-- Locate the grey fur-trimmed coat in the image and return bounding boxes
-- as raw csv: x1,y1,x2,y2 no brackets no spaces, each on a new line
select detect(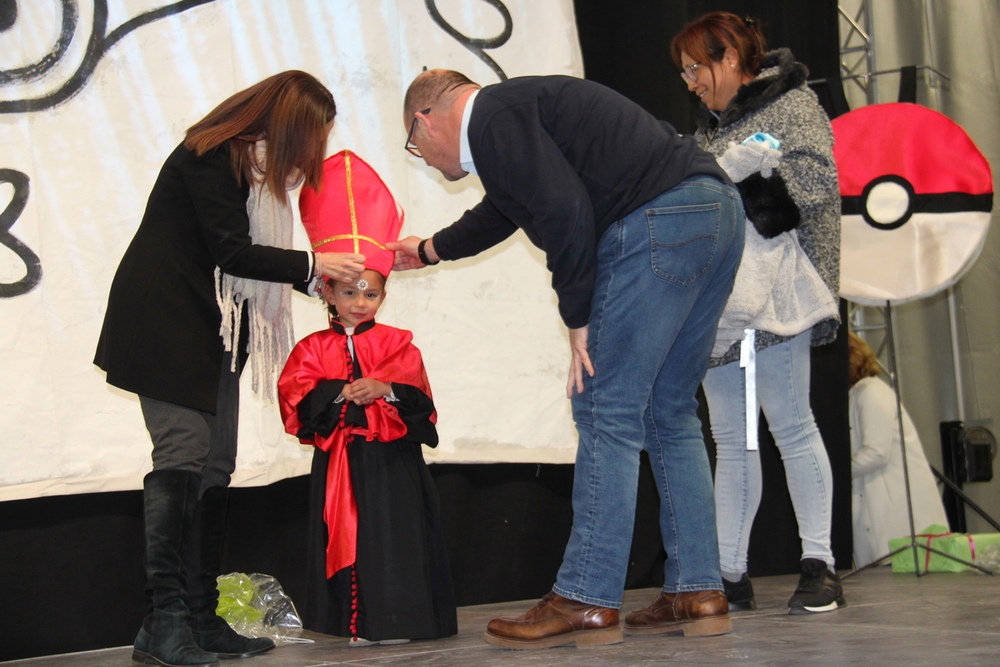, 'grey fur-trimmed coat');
697,48,841,367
